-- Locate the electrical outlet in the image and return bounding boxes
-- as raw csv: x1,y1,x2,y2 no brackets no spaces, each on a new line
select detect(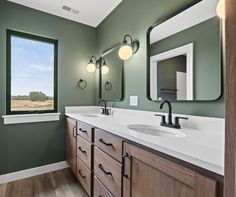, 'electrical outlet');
130,96,138,106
